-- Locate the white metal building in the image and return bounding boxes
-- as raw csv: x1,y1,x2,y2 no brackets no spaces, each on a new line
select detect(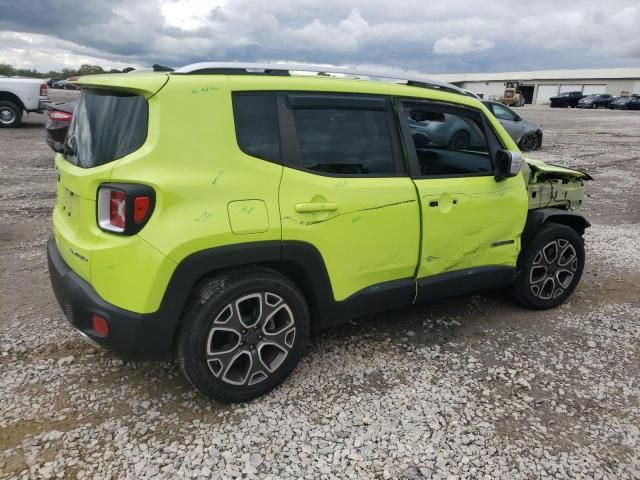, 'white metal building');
429,68,640,105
